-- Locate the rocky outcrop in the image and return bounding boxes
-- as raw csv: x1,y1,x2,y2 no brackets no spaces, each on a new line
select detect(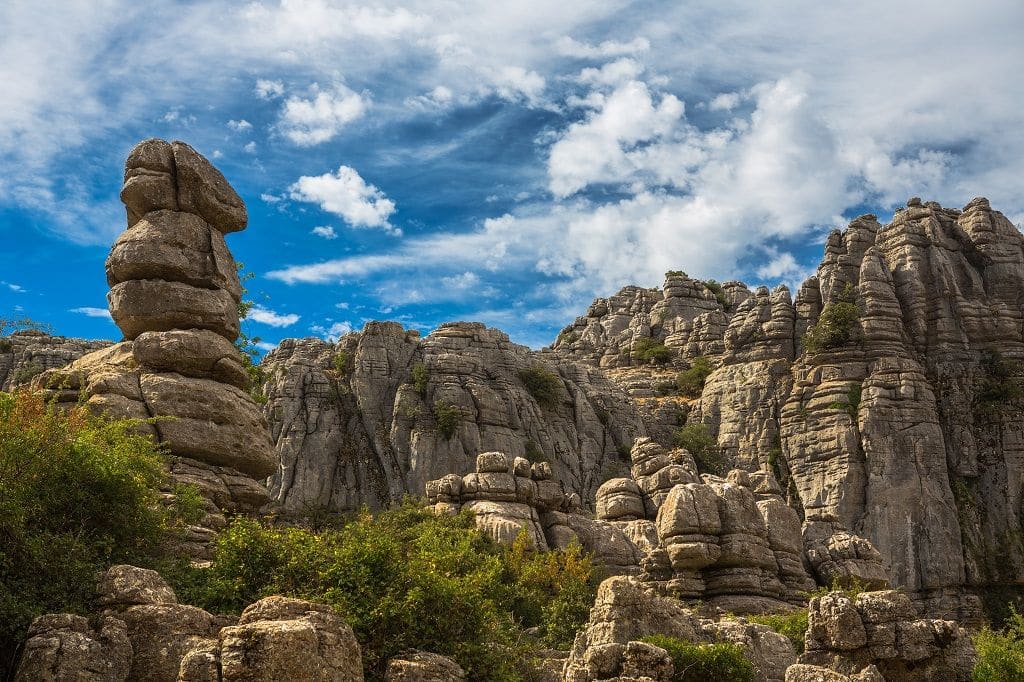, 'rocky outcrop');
16,566,363,682
799,589,975,681
384,651,466,681
36,139,276,556
262,323,645,514
562,576,797,682
0,330,110,391
551,198,1024,621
